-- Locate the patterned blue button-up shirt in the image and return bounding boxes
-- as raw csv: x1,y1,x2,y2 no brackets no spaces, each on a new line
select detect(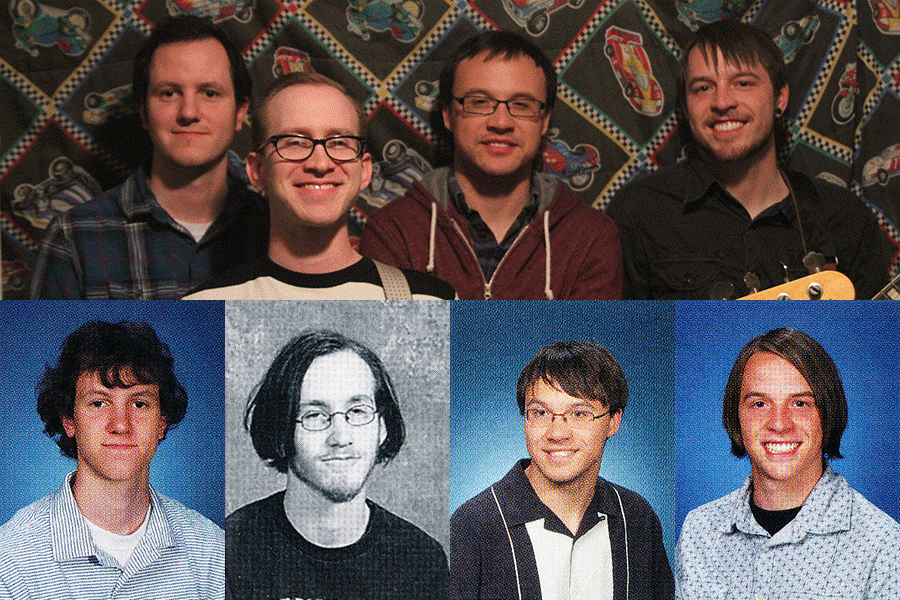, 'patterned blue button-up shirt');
675,465,900,600
0,474,224,599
